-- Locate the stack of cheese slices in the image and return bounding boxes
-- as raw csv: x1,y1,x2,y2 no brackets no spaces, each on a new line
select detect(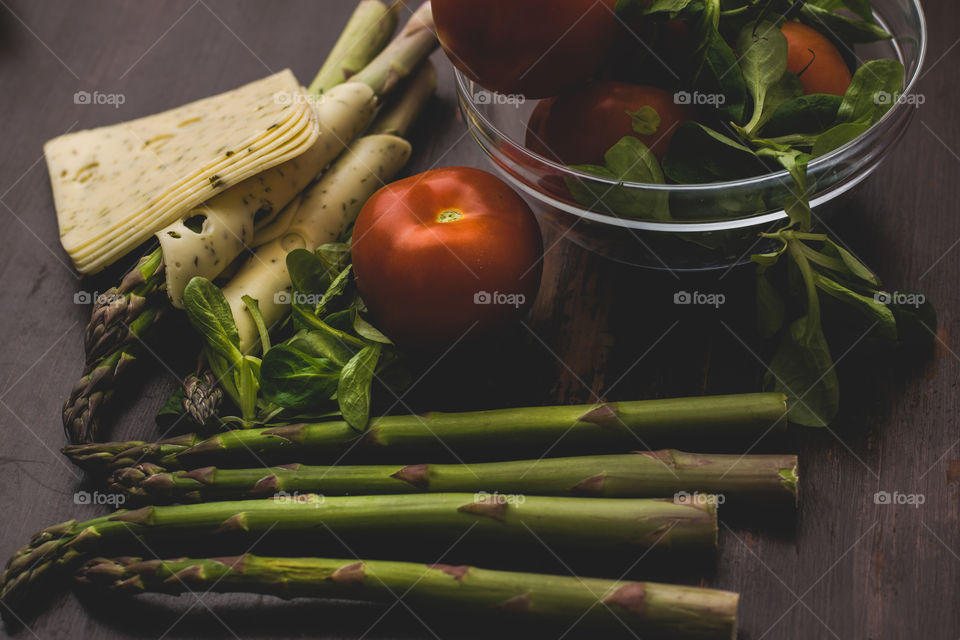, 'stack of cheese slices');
45,69,320,274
